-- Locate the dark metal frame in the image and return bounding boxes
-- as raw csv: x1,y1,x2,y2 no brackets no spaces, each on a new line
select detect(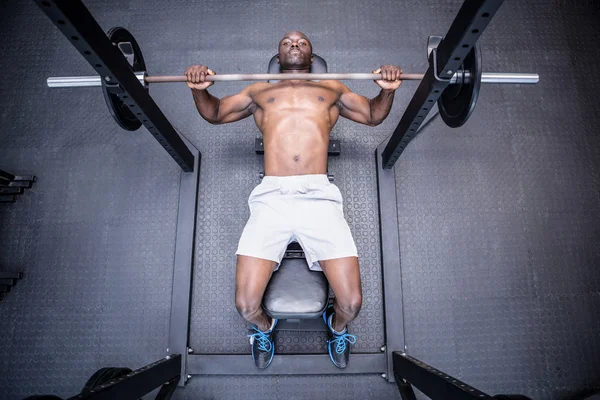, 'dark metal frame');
34,0,194,172
375,0,508,385
34,0,201,382
32,0,516,390
376,111,447,382
64,354,181,400
178,137,386,378
0,169,36,184
374,2,506,379
187,353,385,375
375,139,406,383
381,0,504,169
0,271,23,302
0,169,36,203
166,136,200,386
392,352,533,400
393,352,493,399
0,271,24,280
